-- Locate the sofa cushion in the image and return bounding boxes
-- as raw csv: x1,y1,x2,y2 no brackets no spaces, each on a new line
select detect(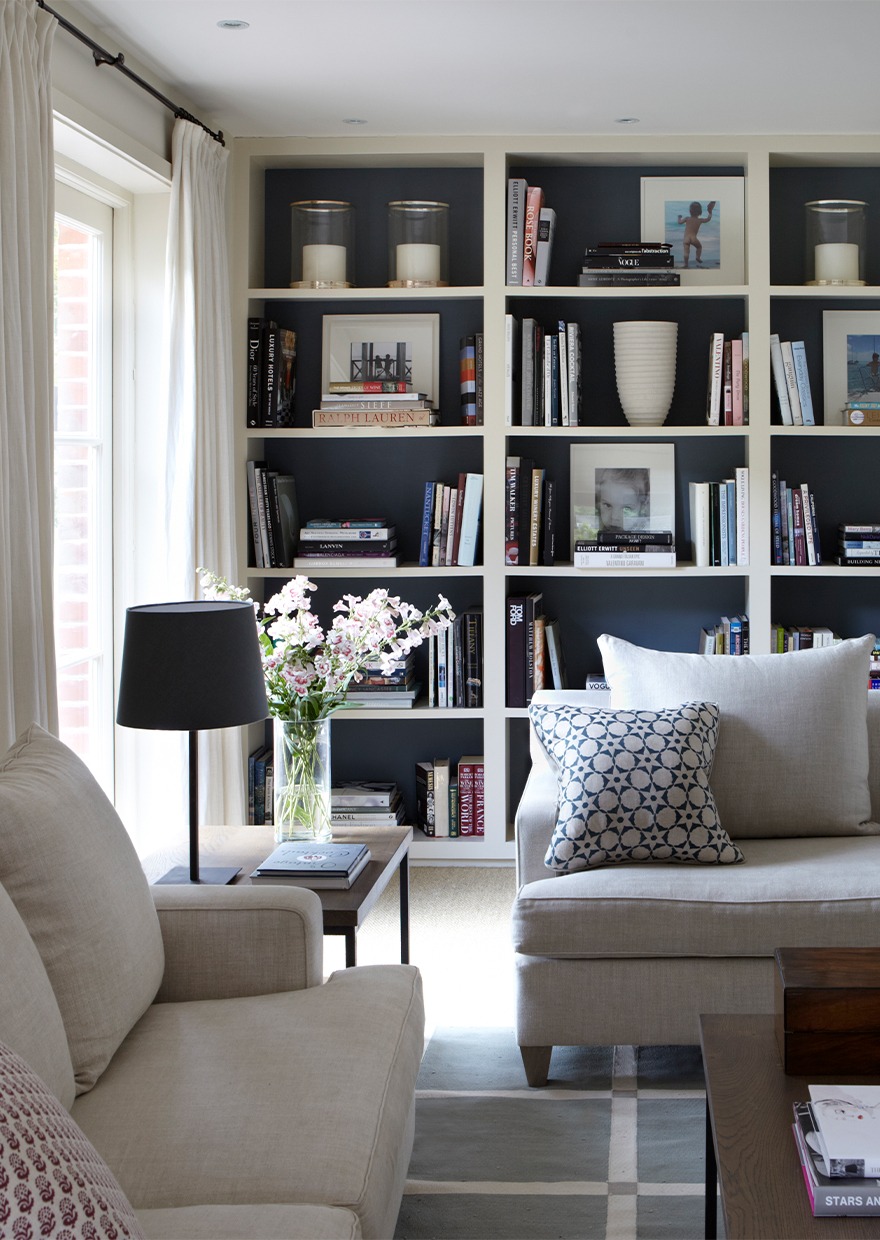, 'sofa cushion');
0,726,165,1094
598,633,878,839
72,964,423,1240
0,1040,146,1240
513,835,880,959
530,701,742,870
0,882,75,1108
